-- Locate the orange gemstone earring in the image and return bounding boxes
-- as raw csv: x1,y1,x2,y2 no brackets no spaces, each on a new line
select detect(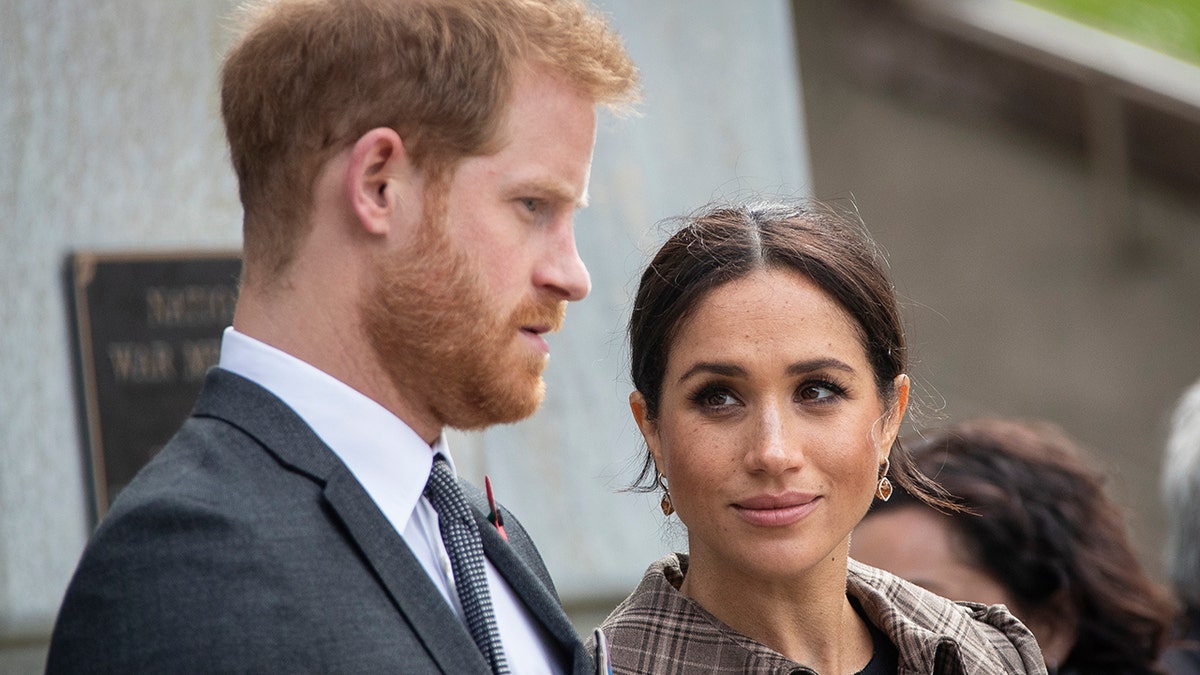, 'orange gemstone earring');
876,458,893,501
656,474,674,516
